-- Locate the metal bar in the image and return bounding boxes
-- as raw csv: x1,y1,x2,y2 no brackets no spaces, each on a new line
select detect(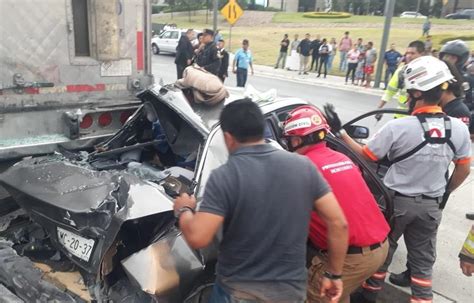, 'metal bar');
374,0,396,89
145,0,153,77
229,25,232,52
213,0,218,32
